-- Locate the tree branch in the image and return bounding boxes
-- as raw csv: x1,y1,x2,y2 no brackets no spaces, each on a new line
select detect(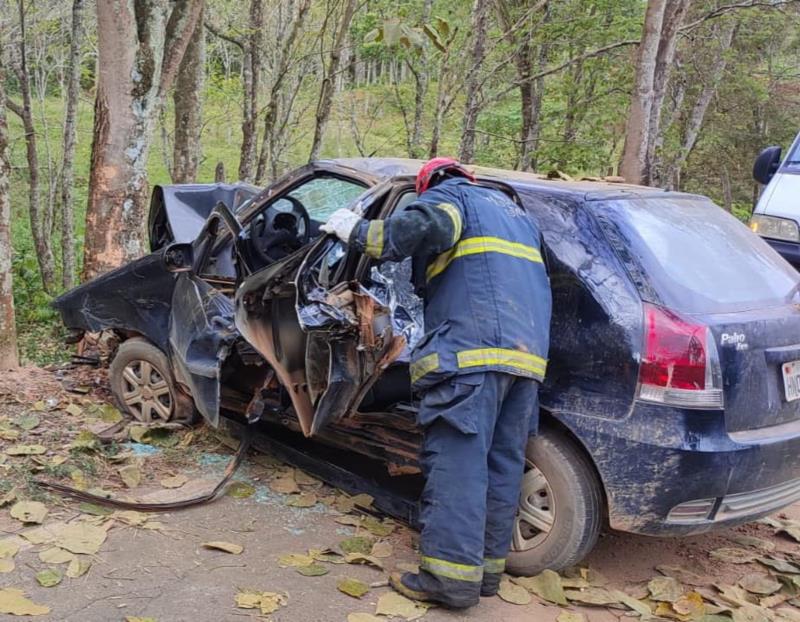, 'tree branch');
680,0,800,32
5,98,24,119
159,0,204,97
203,19,244,50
